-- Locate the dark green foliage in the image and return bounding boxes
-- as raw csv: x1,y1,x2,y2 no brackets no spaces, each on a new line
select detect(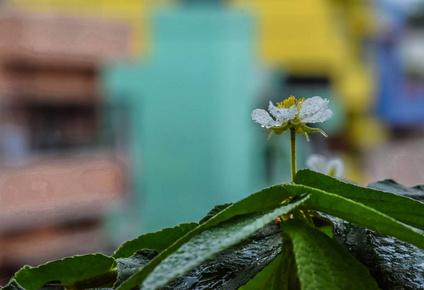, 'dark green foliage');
281,220,377,290
295,169,424,231
113,223,197,259
6,254,116,290
5,170,424,289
